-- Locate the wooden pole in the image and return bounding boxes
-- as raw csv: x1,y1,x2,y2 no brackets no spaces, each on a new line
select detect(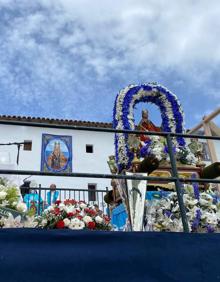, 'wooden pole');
188,107,220,134
203,121,218,163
